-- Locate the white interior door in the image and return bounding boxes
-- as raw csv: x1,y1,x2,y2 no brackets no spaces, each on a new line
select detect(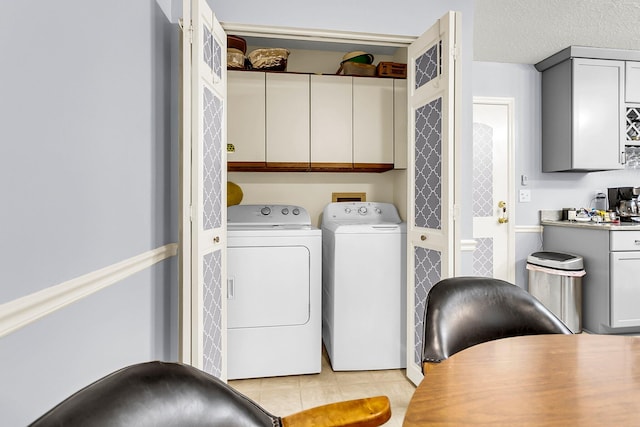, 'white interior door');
406,11,461,385
180,0,227,379
472,98,515,282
